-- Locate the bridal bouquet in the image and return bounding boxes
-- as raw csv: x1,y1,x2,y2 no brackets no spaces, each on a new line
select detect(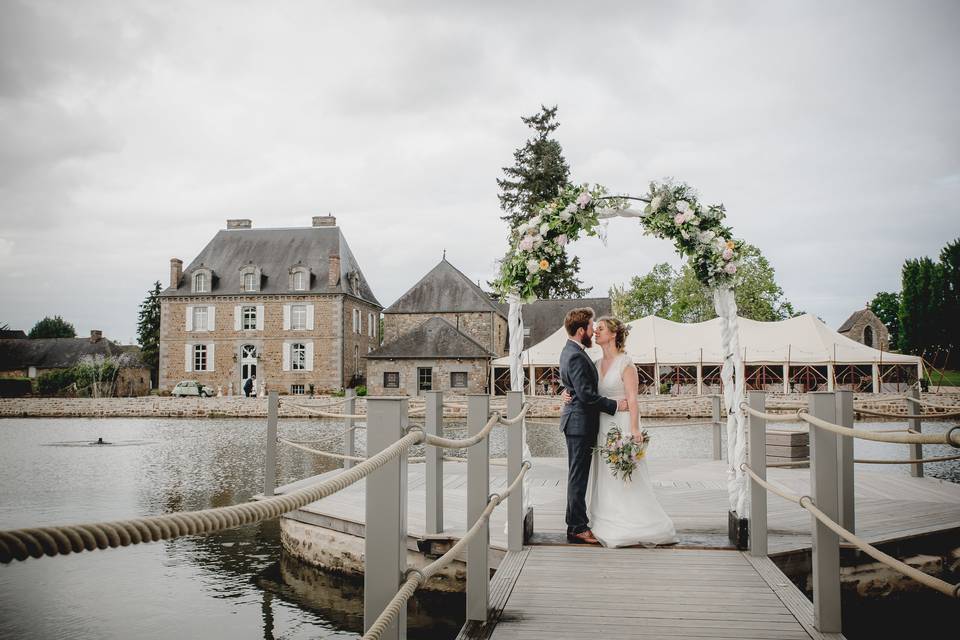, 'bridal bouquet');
596,425,649,482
